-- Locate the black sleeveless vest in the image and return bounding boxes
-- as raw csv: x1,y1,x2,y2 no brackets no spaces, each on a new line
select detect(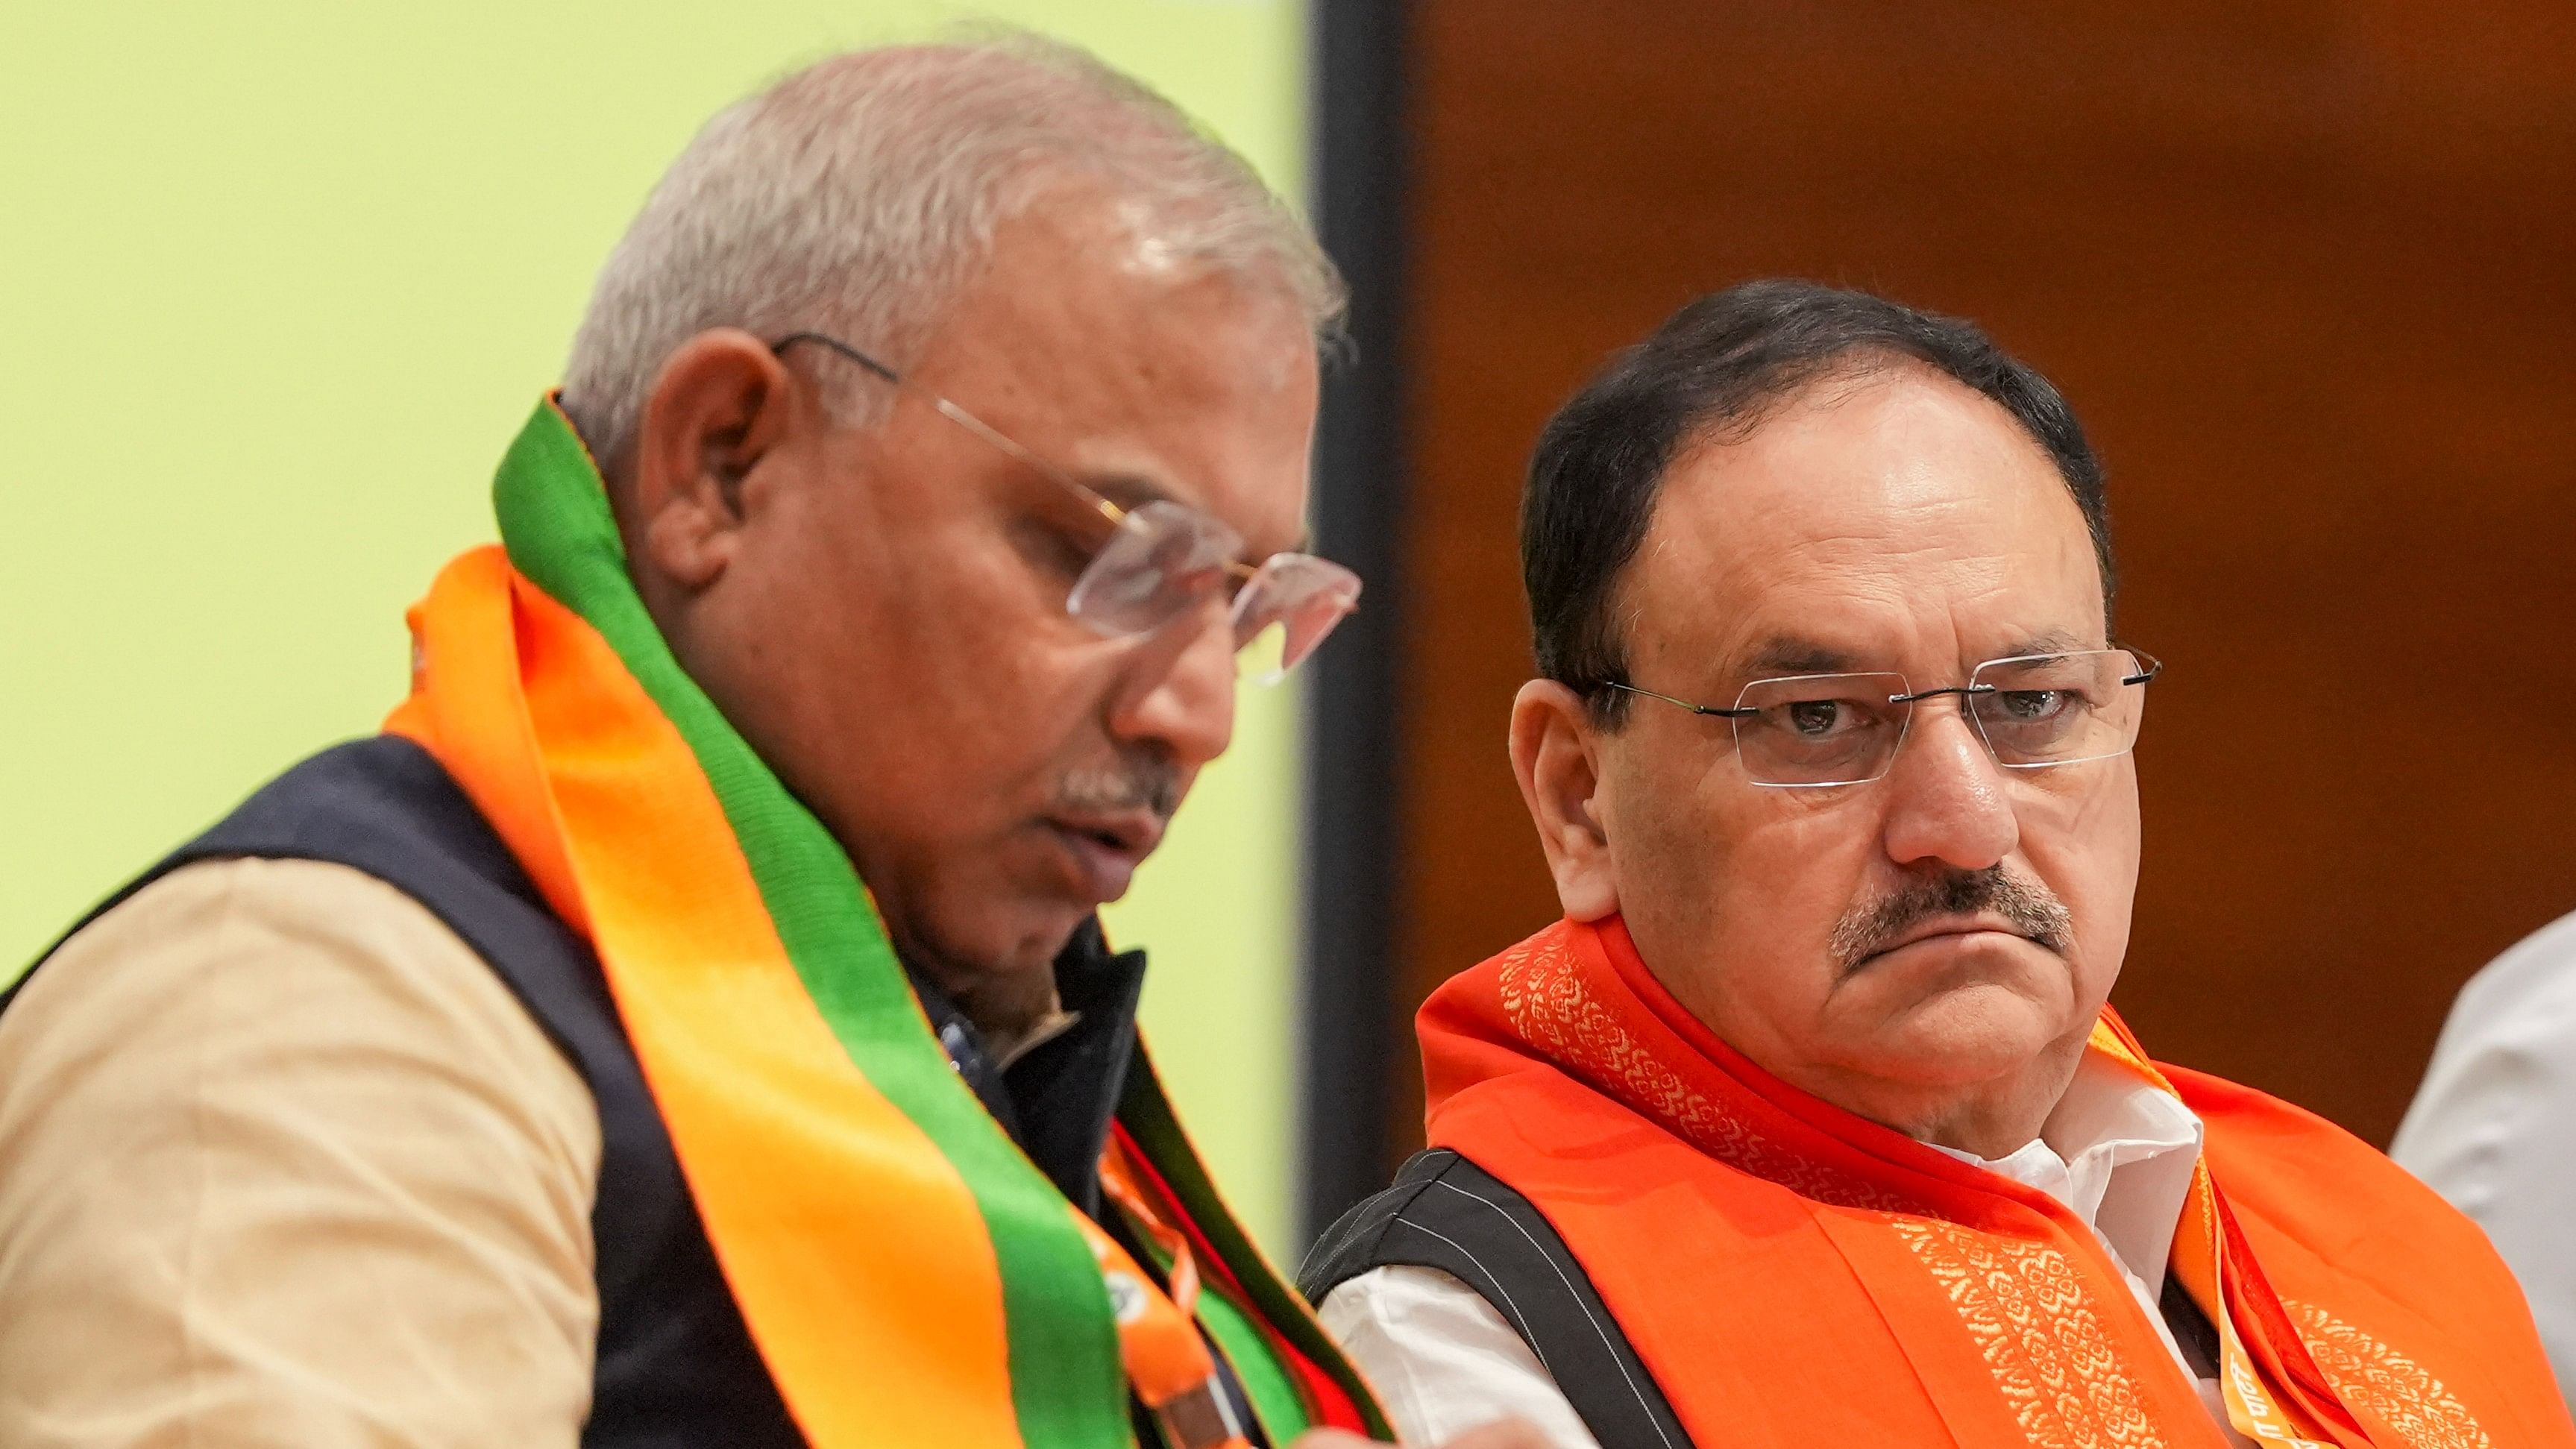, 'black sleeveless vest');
1300,1148,1691,1449
12,737,802,1448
